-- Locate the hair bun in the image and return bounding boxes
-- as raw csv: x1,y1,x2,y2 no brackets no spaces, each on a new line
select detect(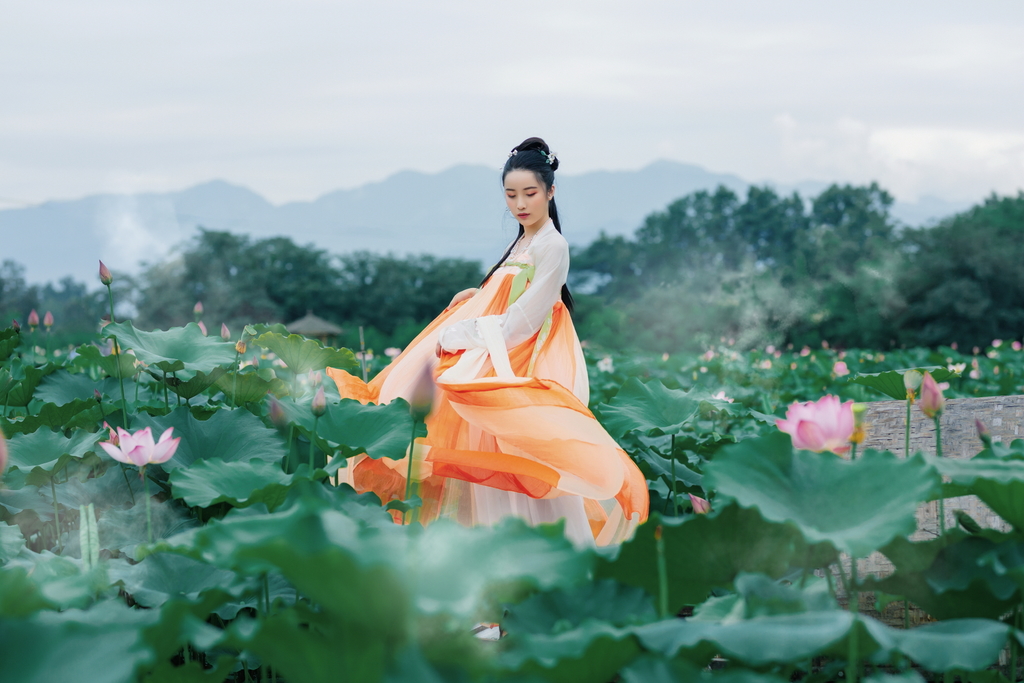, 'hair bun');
509,137,558,171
